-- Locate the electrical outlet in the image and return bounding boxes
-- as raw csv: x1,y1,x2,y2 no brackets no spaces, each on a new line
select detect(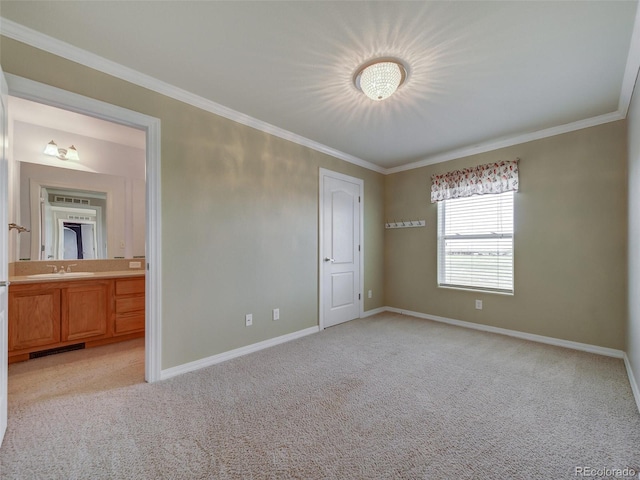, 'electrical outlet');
368,290,372,299
475,299,483,310
272,308,280,321
129,261,141,269
245,314,253,327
